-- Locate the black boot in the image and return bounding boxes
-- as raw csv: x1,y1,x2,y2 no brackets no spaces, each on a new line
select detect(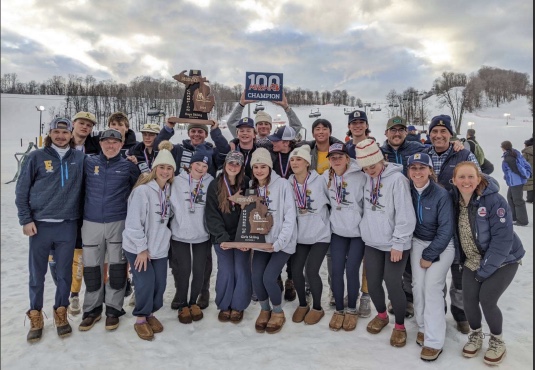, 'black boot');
197,290,210,309
284,279,296,302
